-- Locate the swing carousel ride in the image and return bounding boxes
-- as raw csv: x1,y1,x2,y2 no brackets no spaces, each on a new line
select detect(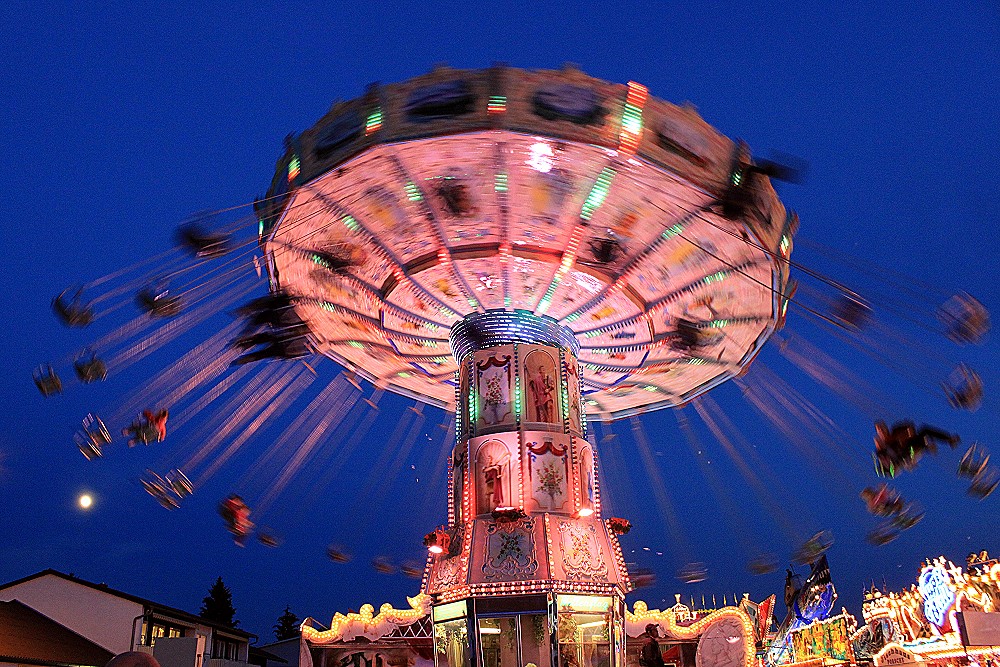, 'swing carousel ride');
36,66,994,615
